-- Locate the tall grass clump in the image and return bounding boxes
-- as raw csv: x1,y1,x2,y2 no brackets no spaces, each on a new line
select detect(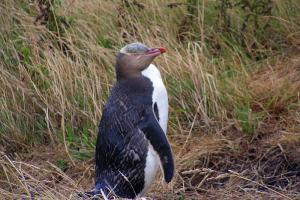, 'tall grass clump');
0,0,115,158
0,0,299,158
0,0,299,157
